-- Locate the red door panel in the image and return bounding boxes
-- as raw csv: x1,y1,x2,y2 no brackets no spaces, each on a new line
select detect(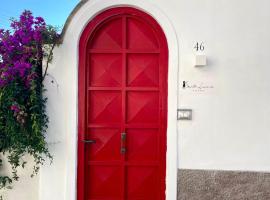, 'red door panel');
86,165,123,199
89,54,122,87
90,17,123,49
85,128,121,161
78,7,168,200
127,54,159,87
126,129,159,161
127,92,159,124
127,18,159,50
88,91,122,124
127,166,159,200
